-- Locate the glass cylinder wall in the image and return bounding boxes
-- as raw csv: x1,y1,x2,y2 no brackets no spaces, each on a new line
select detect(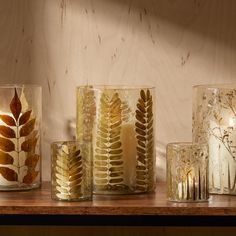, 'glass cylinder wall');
77,86,156,194
0,85,42,190
193,84,236,195
51,141,92,201
167,142,209,202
